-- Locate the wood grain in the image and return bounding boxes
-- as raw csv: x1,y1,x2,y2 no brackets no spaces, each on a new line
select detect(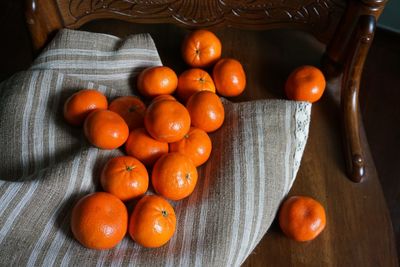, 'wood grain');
27,0,347,50
341,15,376,182
25,0,63,50
323,0,386,72
64,0,345,34
360,29,400,262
